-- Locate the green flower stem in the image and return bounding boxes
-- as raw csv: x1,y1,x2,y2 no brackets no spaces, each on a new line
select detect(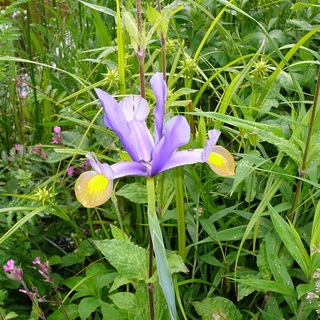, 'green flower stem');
136,0,146,98
174,167,186,260
288,67,320,224
116,0,126,95
147,177,177,320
